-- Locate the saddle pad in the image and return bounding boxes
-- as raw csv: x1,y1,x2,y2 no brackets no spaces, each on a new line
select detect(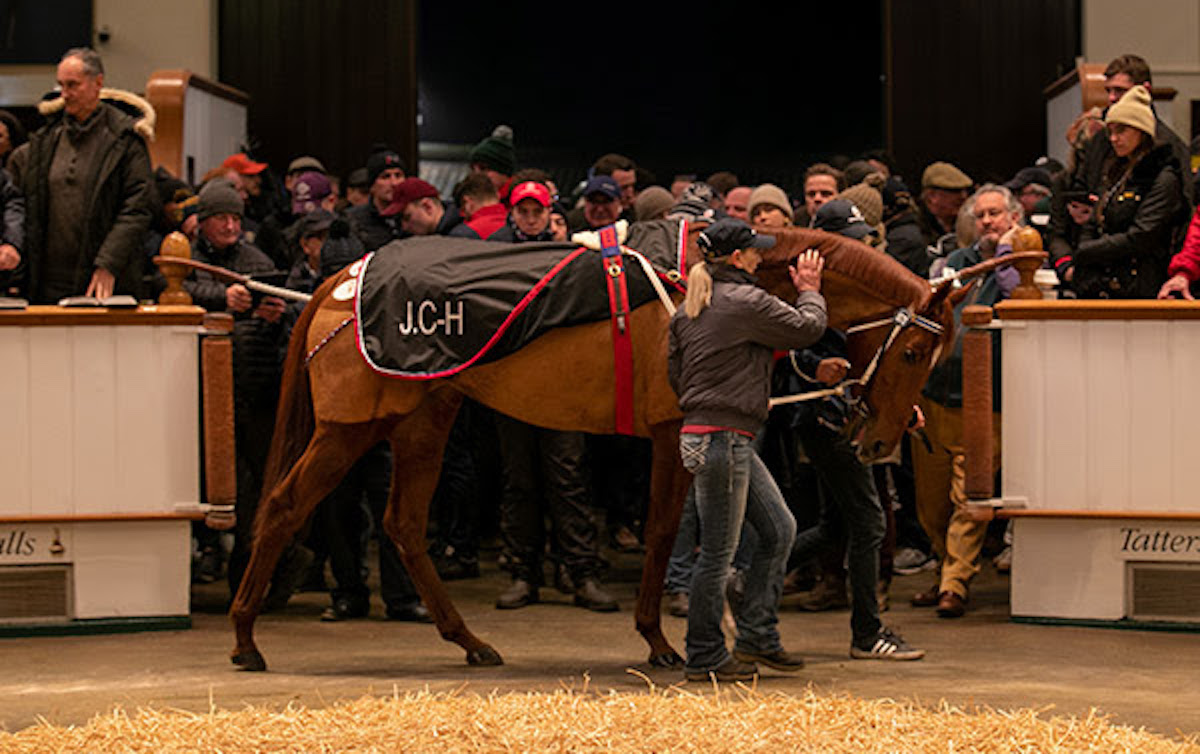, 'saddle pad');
354,228,682,379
